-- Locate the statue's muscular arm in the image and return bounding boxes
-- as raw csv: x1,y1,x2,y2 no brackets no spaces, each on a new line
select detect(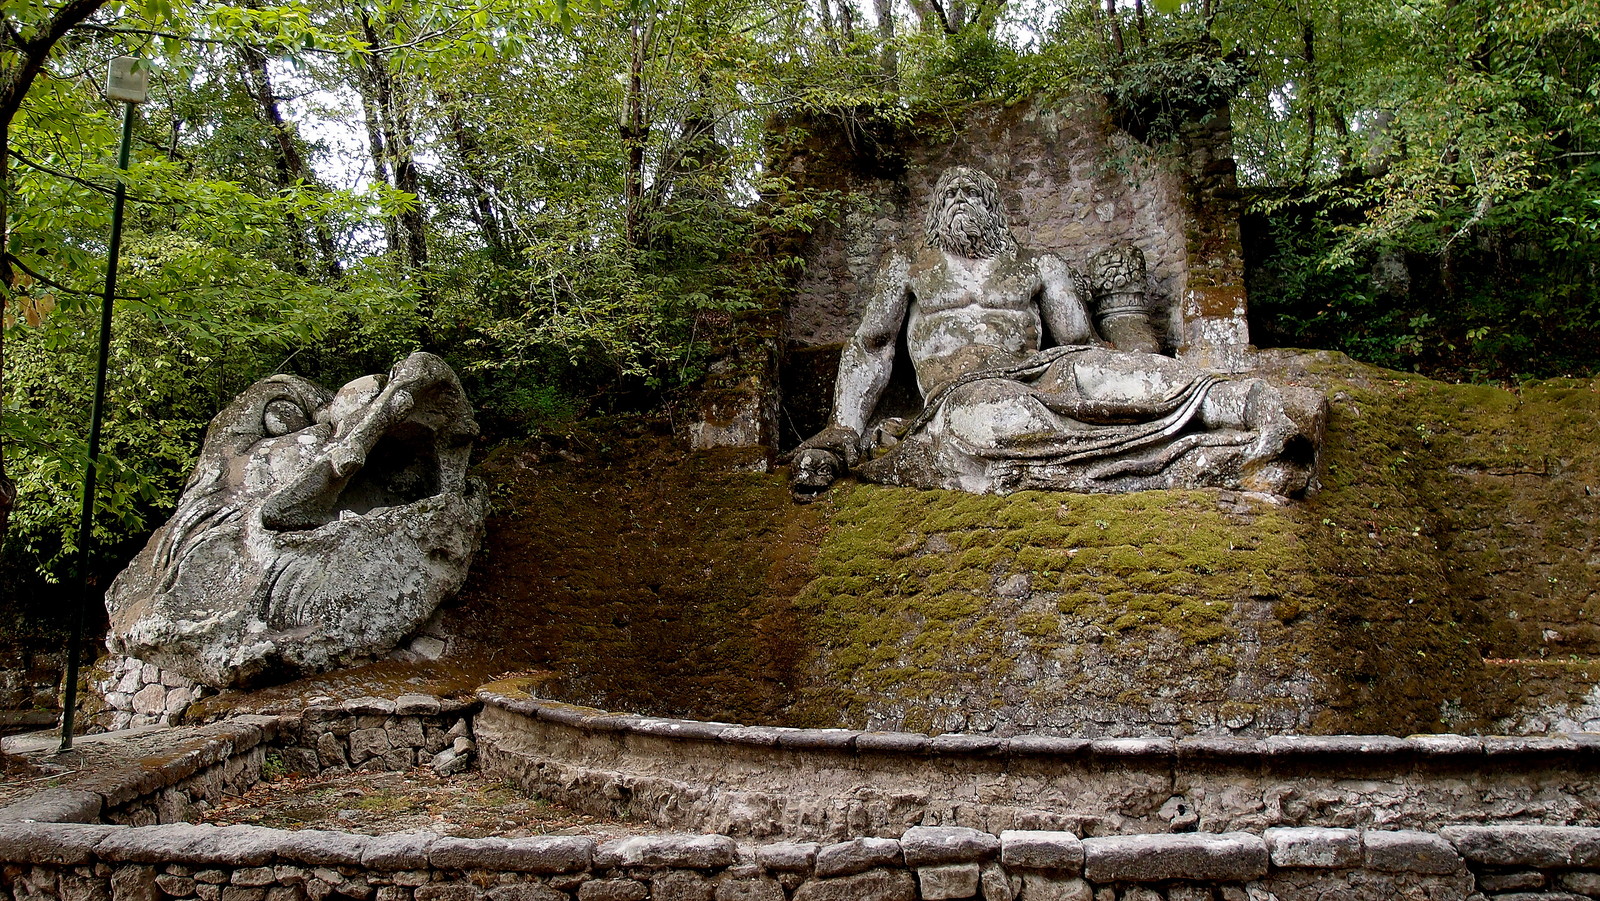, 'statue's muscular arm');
1036,252,1098,347
835,250,913,438
794,250,912,465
